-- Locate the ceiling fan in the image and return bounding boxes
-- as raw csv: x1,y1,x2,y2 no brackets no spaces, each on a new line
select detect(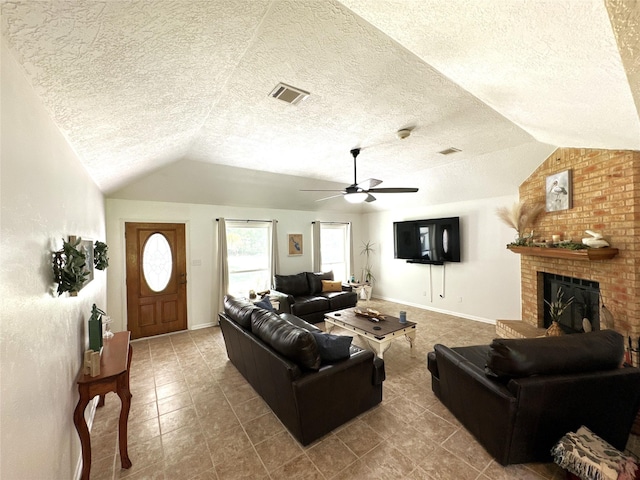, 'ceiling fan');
301,148,419,203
